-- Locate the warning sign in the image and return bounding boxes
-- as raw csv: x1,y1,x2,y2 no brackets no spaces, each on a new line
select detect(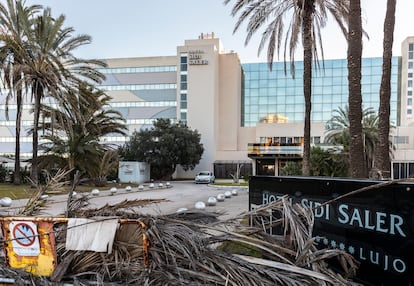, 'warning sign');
9,221,40,256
